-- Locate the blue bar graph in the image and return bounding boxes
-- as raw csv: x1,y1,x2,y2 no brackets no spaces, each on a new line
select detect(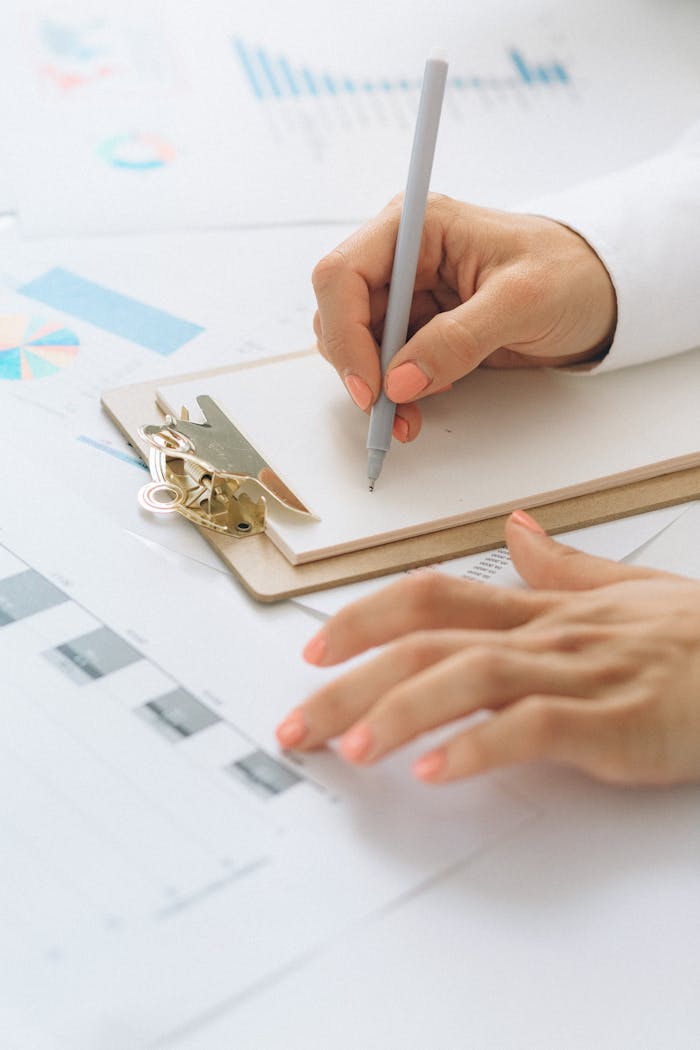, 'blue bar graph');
233,37,263,99
510,49,533,84
257,47,281,97
302,68,318,96
20,268,204,355
279,57,300,96
232,37,572,103
510,49,570,86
